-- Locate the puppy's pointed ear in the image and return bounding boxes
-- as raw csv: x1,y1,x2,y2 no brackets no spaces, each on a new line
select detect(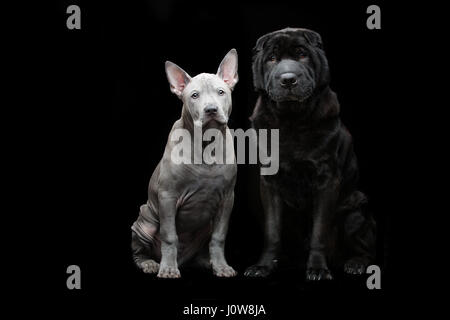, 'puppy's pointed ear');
217,49,238,90
165,61,192,98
